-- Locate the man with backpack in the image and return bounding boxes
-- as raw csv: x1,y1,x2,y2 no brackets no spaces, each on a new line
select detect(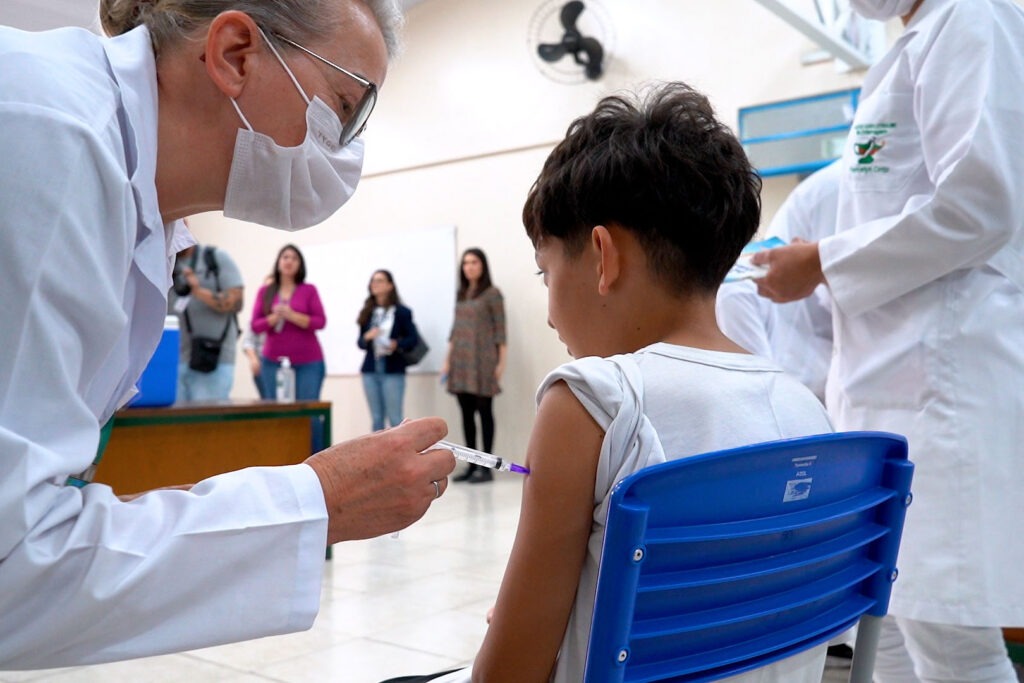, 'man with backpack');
171,238,244,401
